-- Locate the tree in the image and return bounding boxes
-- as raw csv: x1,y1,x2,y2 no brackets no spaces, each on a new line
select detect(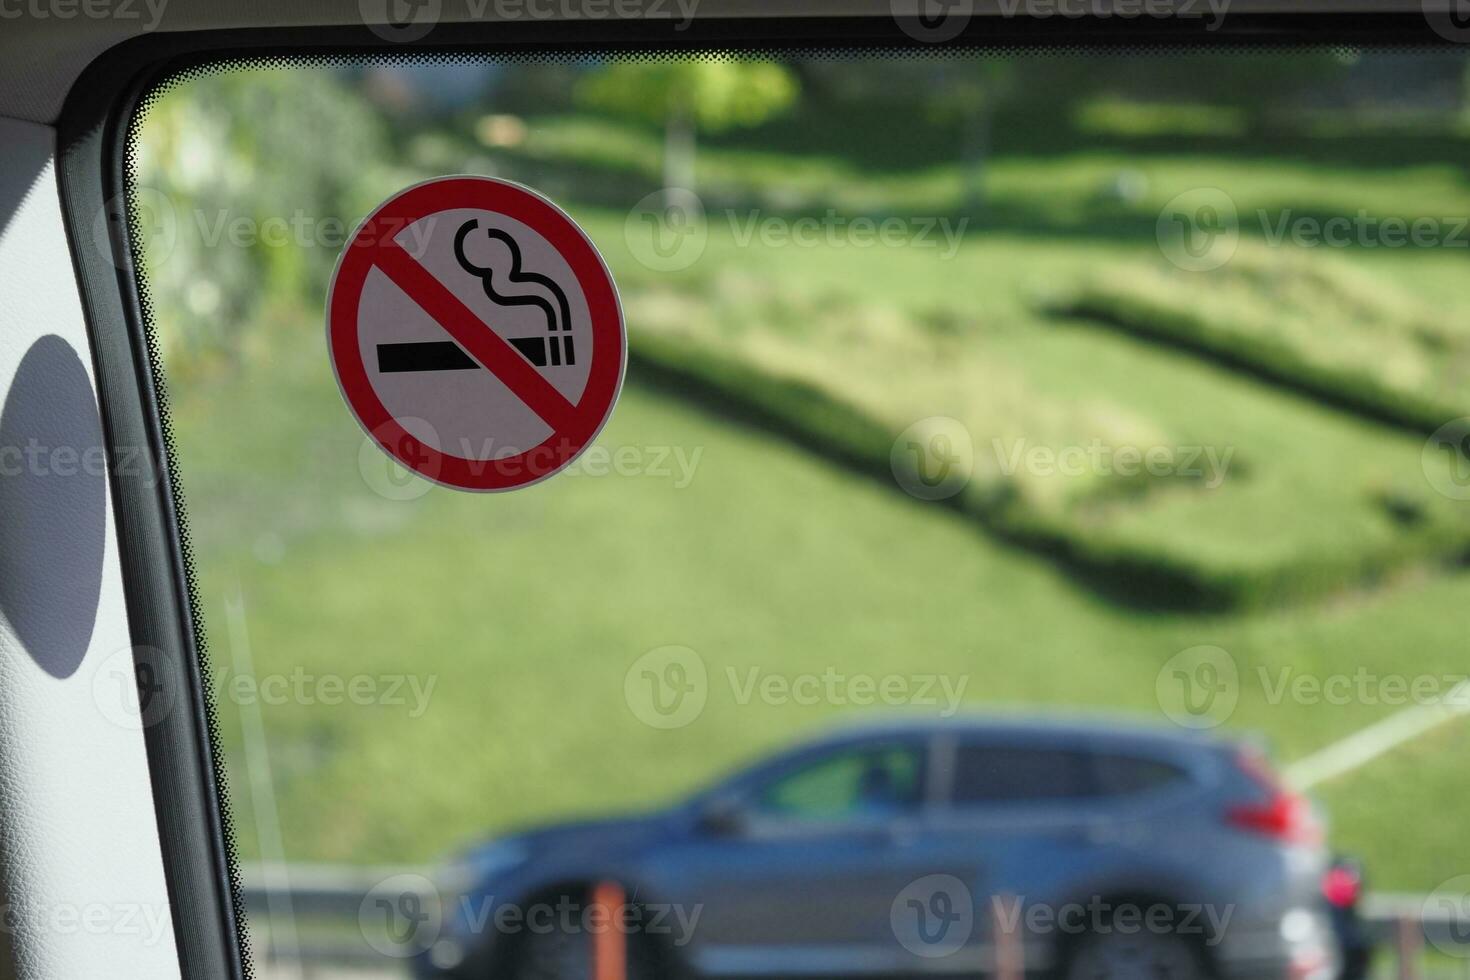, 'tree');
1106,52,1350,134
577,61,799,191
930,60,1016,211
134,69,389,377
